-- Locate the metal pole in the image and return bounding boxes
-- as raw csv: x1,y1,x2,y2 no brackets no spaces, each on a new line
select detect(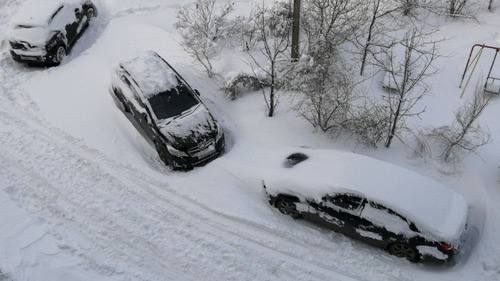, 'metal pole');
488,0,493,11
484,50,498,91
291,0,301,61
